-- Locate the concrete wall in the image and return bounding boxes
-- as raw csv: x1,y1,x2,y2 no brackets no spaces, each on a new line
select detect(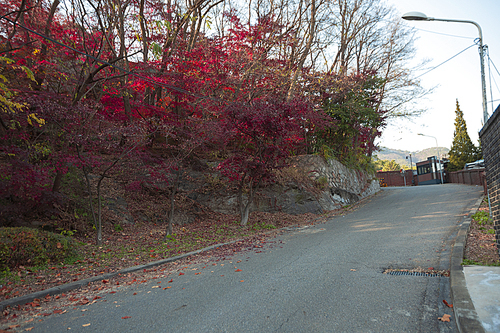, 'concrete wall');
479,104,500,254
